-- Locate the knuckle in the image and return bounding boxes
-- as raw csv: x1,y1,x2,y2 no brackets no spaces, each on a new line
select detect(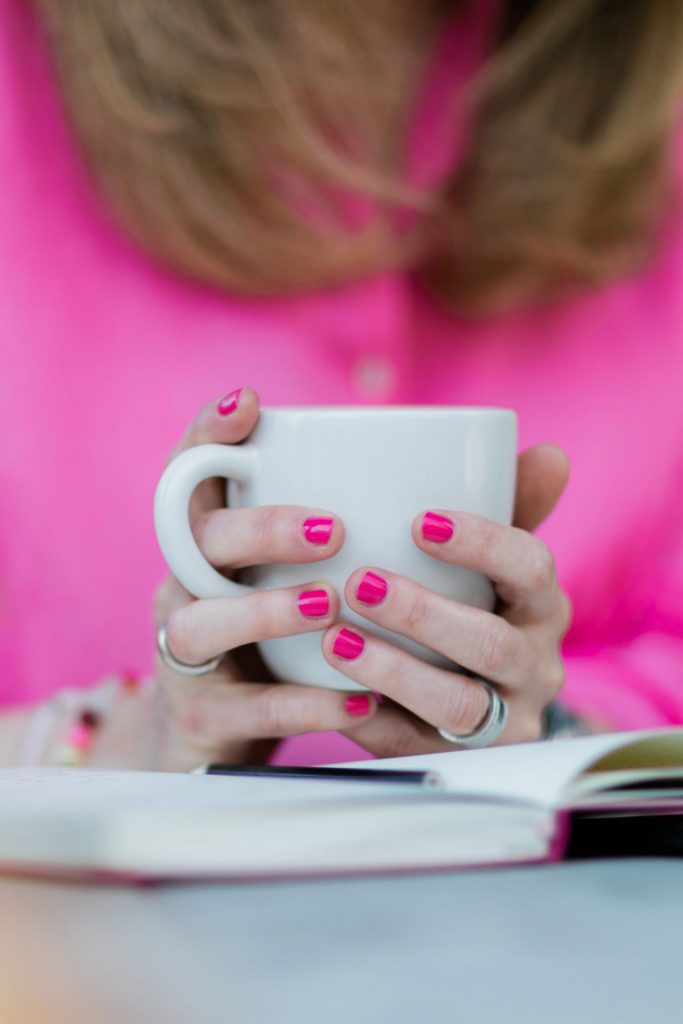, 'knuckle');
474,519,502,566
404,590,431,632
440,679,487,735
153,578,174,625
556,591,573,634
254,687,336,737
296,700,332,735
528,542,556,594
544,657,566,697
170,692,206,736
251,506,281,553
160,677,209,737
246,590,277,641
476,620,517,678
255,688,295,737
191,509,216,551
164,607,200,664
